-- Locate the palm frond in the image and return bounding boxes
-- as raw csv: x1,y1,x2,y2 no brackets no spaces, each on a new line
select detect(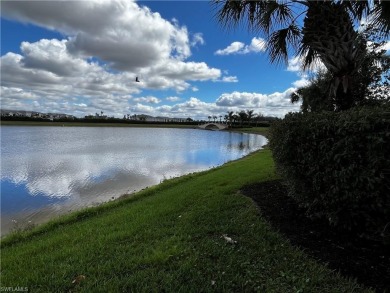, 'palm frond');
298,46,318,71
212,0,297,33
213,0,246,31
346,0,390,38
255,1,295,34
371,0,390,37
287,23,301,50
344,0,370,20
267,24,301,65
268,28,289,65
